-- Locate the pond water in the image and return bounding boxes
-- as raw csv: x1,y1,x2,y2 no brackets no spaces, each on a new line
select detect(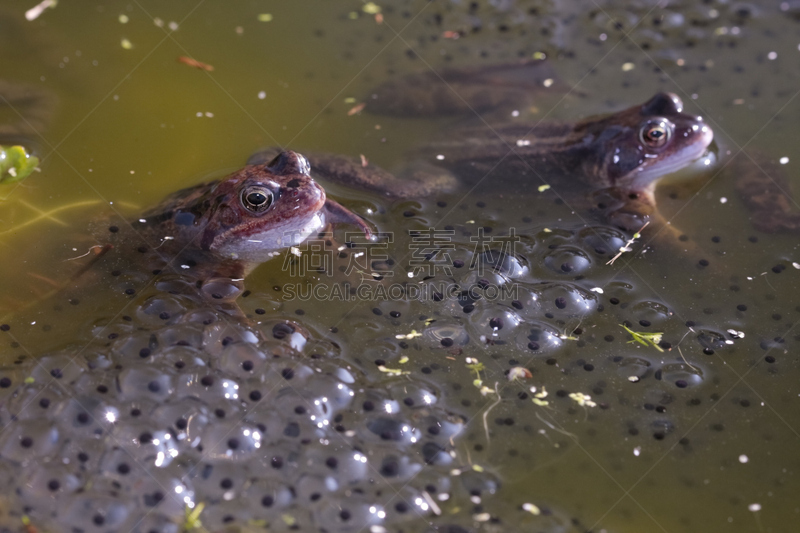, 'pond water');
0,1,799,532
